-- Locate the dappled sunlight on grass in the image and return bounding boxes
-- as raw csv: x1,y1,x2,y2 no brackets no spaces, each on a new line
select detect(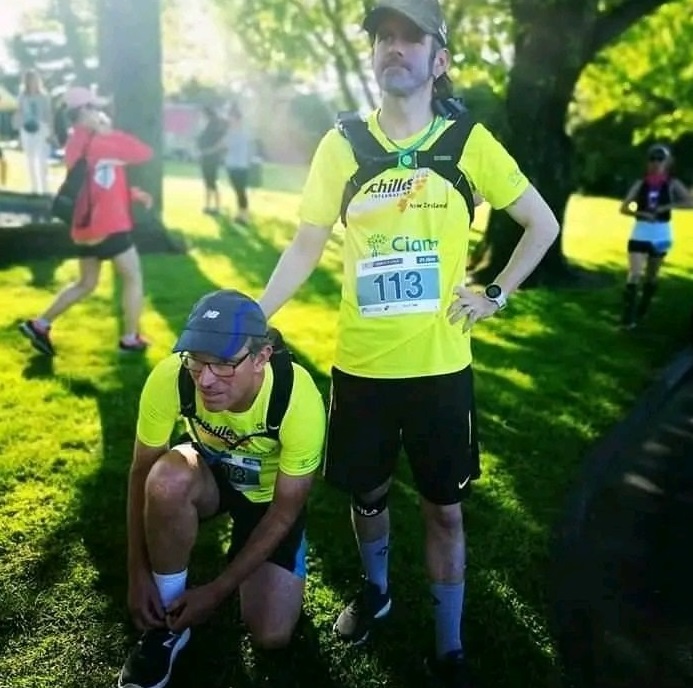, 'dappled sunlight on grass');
1,166,693,687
